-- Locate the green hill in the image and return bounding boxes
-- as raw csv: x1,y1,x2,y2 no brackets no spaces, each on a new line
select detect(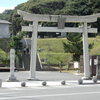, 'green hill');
37,36,100,67
89,36,100,55
37,38,72,67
